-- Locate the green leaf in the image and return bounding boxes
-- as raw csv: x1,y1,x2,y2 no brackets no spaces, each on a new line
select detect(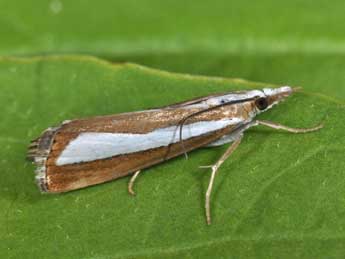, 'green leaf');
0,56,344,259
122,52,345,101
